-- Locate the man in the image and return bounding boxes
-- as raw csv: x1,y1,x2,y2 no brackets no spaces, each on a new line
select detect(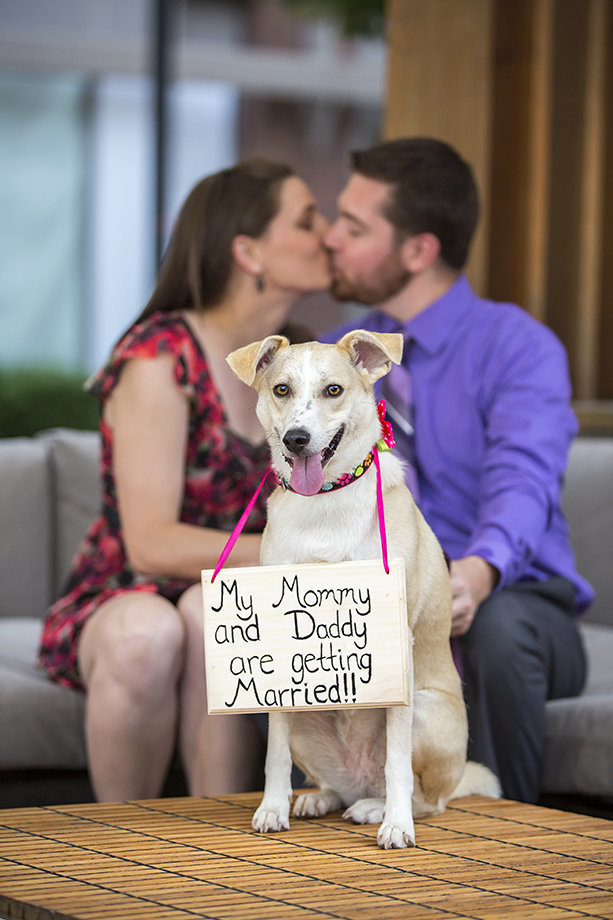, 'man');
321,137,592,803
